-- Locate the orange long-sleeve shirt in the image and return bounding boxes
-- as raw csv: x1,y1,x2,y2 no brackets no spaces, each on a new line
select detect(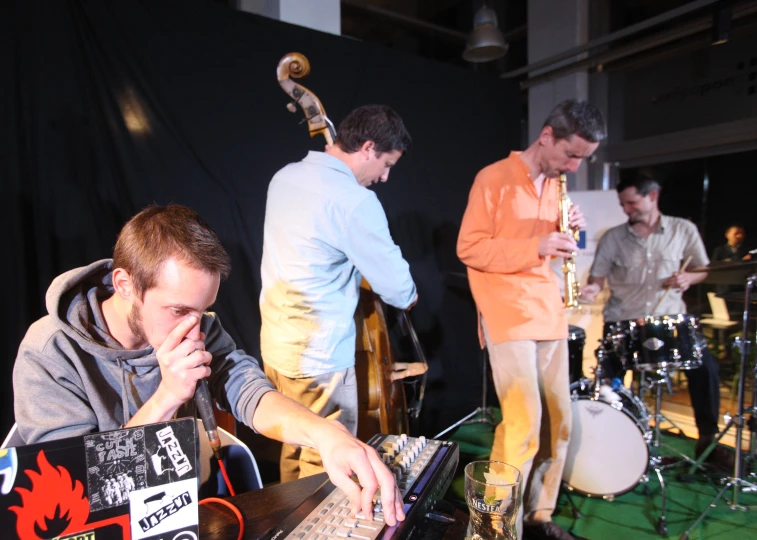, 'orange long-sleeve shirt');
457,152,568,346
